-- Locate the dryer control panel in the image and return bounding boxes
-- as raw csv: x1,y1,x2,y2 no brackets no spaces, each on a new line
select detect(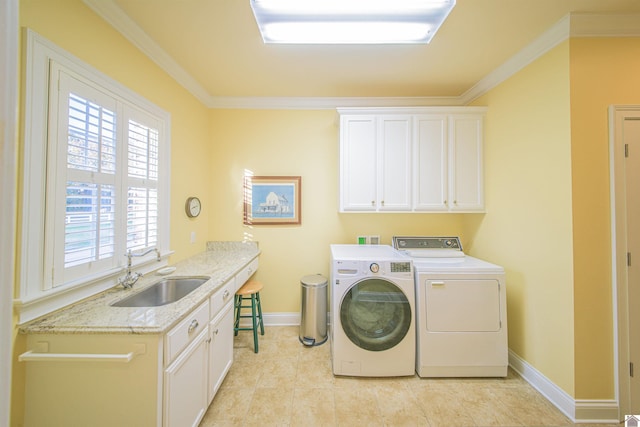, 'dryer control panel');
393,236,462,251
